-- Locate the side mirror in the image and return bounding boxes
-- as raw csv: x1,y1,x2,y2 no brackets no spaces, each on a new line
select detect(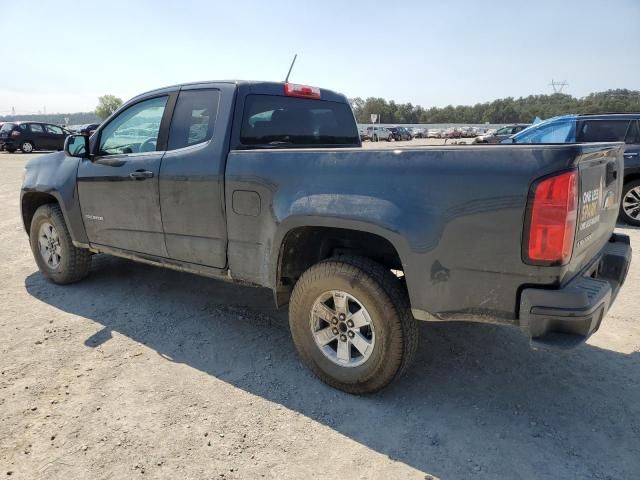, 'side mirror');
64,134,90,158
